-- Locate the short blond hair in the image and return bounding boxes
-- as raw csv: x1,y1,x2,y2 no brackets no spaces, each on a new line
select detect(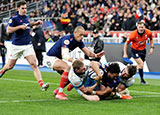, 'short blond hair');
74,26,85,32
